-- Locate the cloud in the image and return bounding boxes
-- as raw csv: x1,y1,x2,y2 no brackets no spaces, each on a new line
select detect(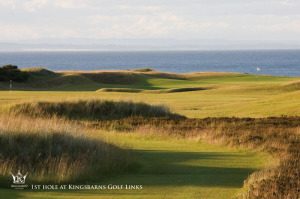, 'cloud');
86,13,230,38
118,5,161,11
54,0,88,9
0,23,79,40
0,24,40,40
24,0,48,12
87,13,188,37
0,0,299,41
0,0,17,10
254,21,300,31
282,0,300,6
